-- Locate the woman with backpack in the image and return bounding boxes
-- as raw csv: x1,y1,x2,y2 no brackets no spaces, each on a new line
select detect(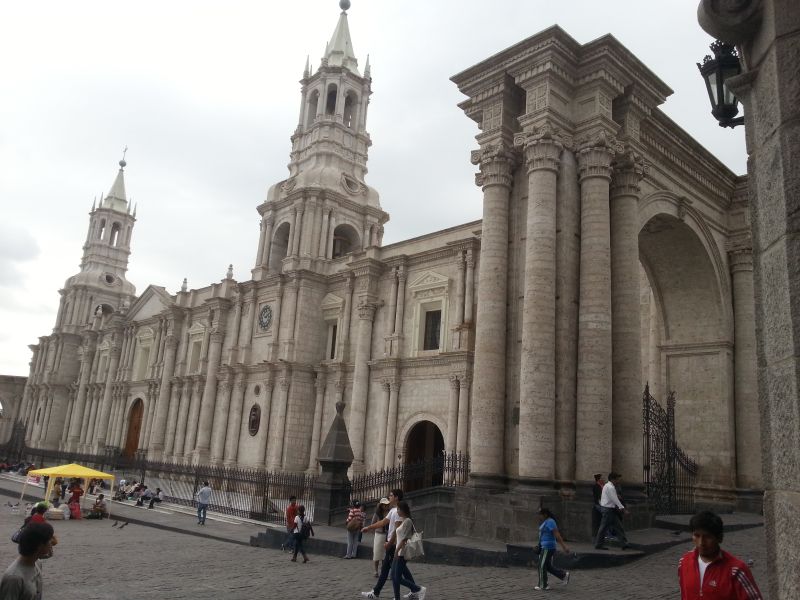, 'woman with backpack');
291,505,313,563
